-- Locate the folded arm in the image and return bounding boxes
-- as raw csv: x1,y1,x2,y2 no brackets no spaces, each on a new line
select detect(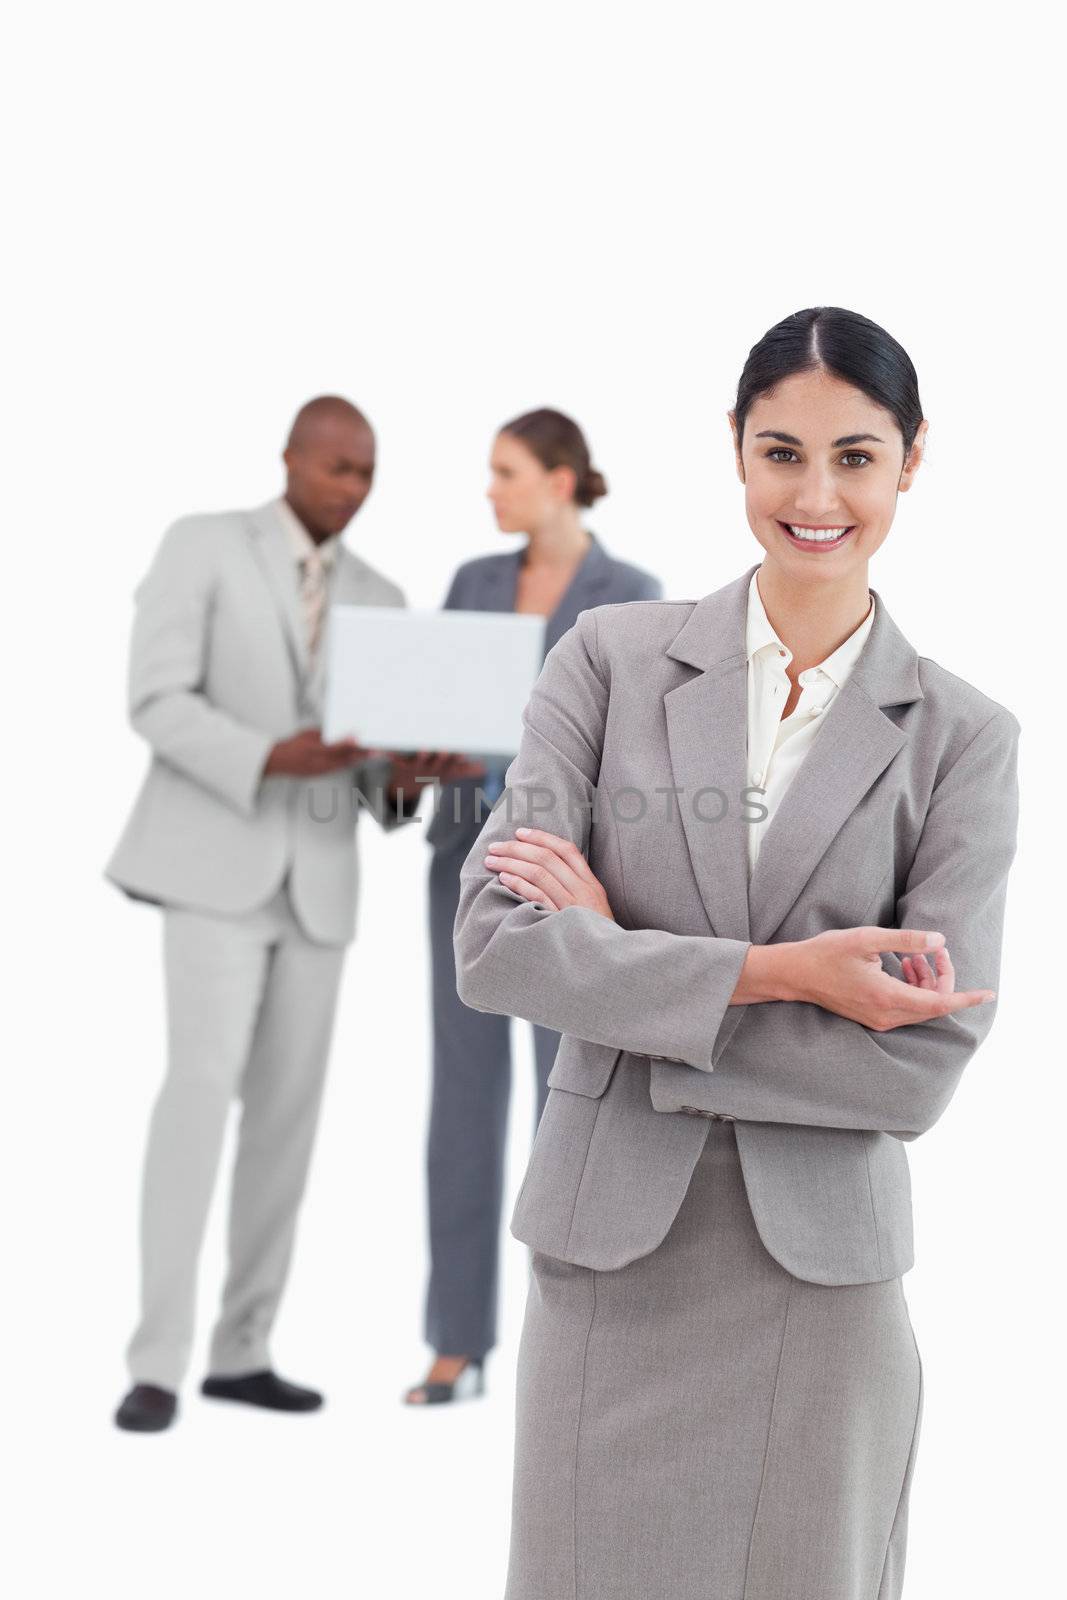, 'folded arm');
693,708,1022,1137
